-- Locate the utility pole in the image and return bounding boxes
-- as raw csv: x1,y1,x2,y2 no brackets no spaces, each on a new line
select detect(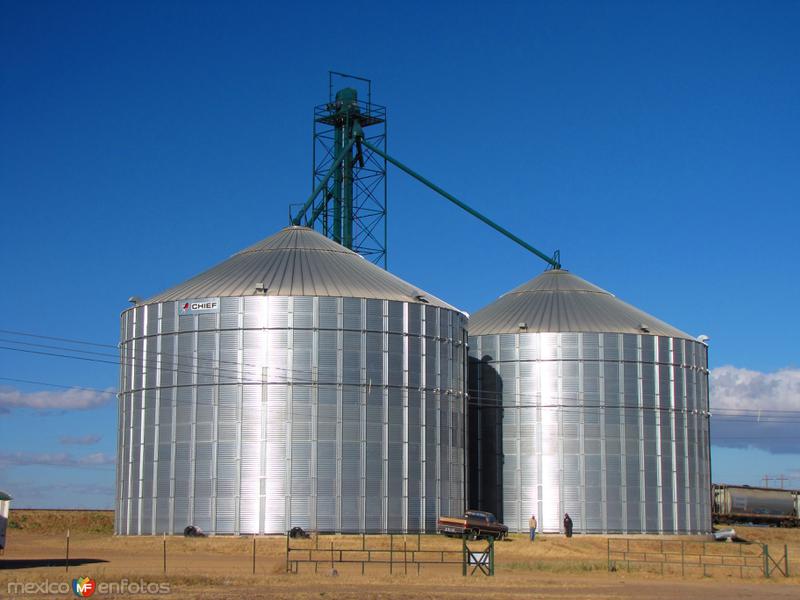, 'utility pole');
762,474,772,488
775,474,787,489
